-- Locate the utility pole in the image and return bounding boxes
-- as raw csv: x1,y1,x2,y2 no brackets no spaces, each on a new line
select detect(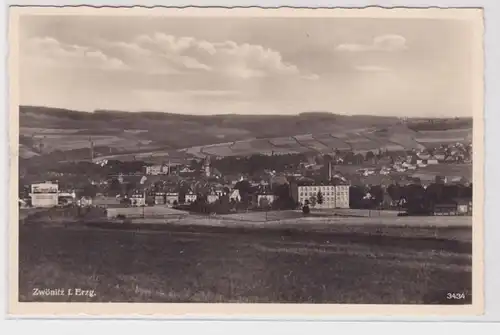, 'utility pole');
38,136,46,154
89,136,94,162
